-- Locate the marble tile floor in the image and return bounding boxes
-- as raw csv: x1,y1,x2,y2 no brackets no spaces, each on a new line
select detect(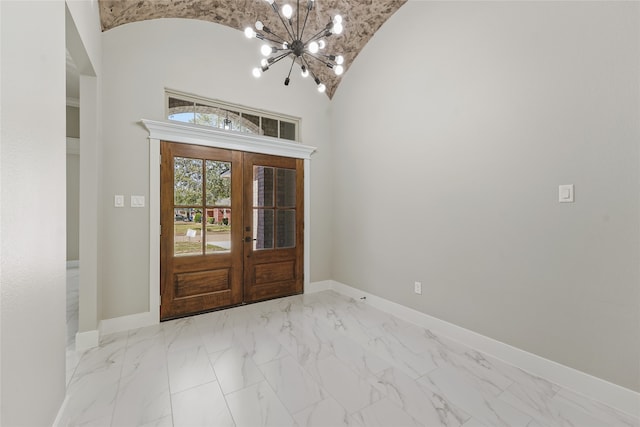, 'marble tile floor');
60,289,639,427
